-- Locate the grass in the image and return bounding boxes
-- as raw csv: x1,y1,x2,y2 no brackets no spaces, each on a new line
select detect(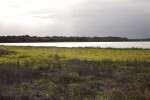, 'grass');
0,46,150,63
0,46,150,100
